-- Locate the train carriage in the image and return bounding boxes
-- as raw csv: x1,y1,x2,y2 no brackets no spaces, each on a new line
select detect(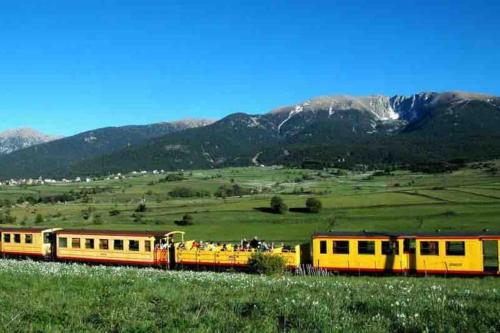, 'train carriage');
0,227,60,259
312,231,500,275
54,229,173,266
